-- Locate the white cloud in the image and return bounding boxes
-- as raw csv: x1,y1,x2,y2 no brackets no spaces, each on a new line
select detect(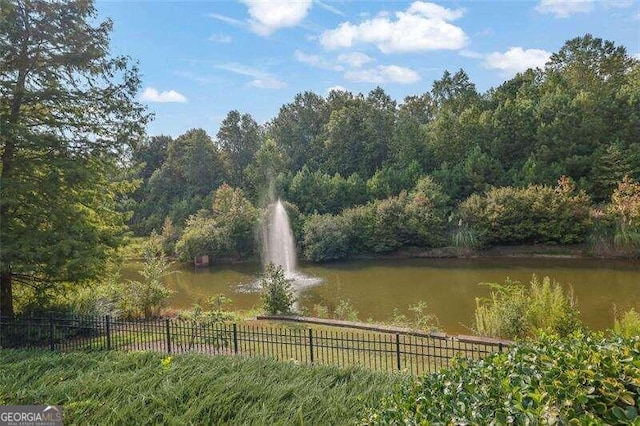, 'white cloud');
320,1,467,53
535,0,594,17
327,85,348,93
240,0,312,36
248,78,286,89
406,1,465,20
344,65,420,84
209,13,246,27
484,47,551,75
633,52,640,60
141,87,187,103
209,33,232,43
315,0,345,16
337,52,373,67
216,63,286,89
294,50,343,70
